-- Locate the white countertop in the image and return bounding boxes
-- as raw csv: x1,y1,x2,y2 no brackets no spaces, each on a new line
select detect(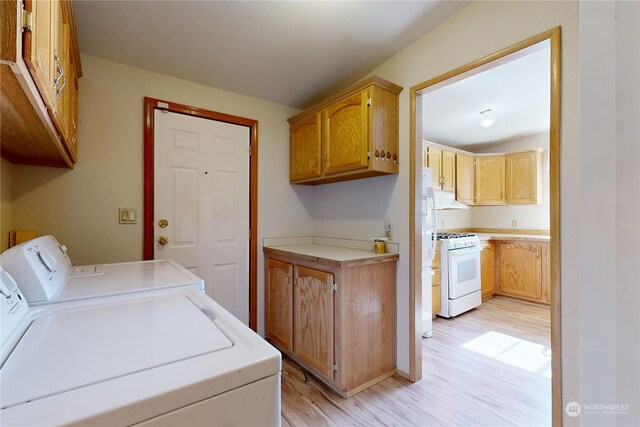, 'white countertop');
264,244,396,262
474,233,550,242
